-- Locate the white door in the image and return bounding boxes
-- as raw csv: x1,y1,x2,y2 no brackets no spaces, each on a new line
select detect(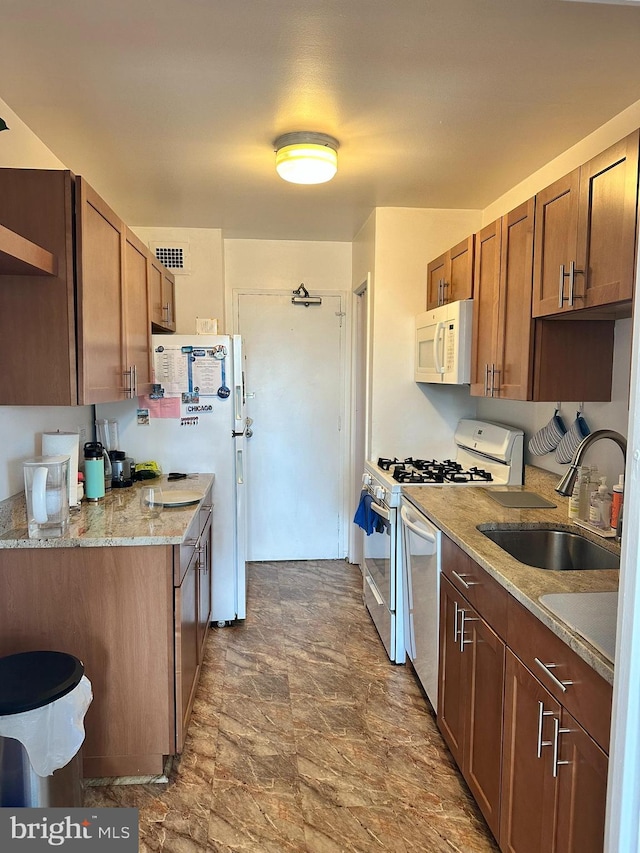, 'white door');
235,290,345,560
